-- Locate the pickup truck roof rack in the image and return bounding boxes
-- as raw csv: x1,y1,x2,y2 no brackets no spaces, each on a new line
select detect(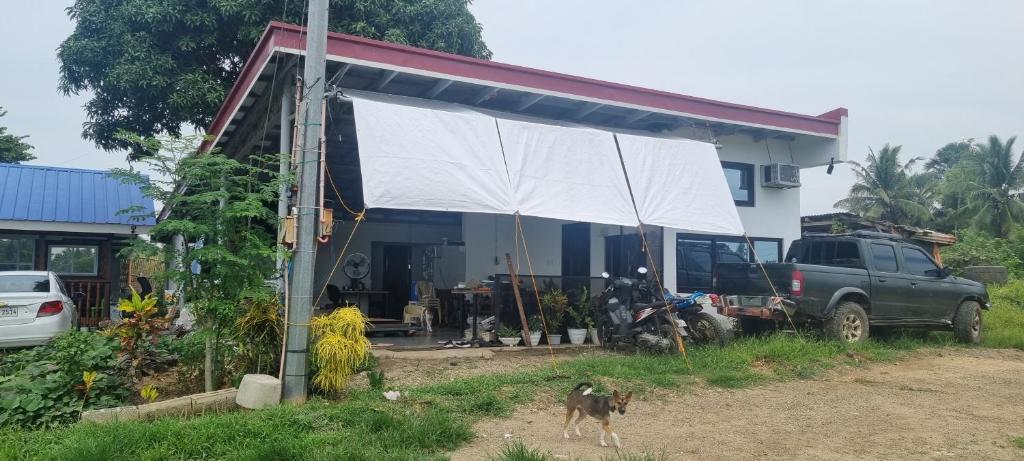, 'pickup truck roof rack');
801,230,905,241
